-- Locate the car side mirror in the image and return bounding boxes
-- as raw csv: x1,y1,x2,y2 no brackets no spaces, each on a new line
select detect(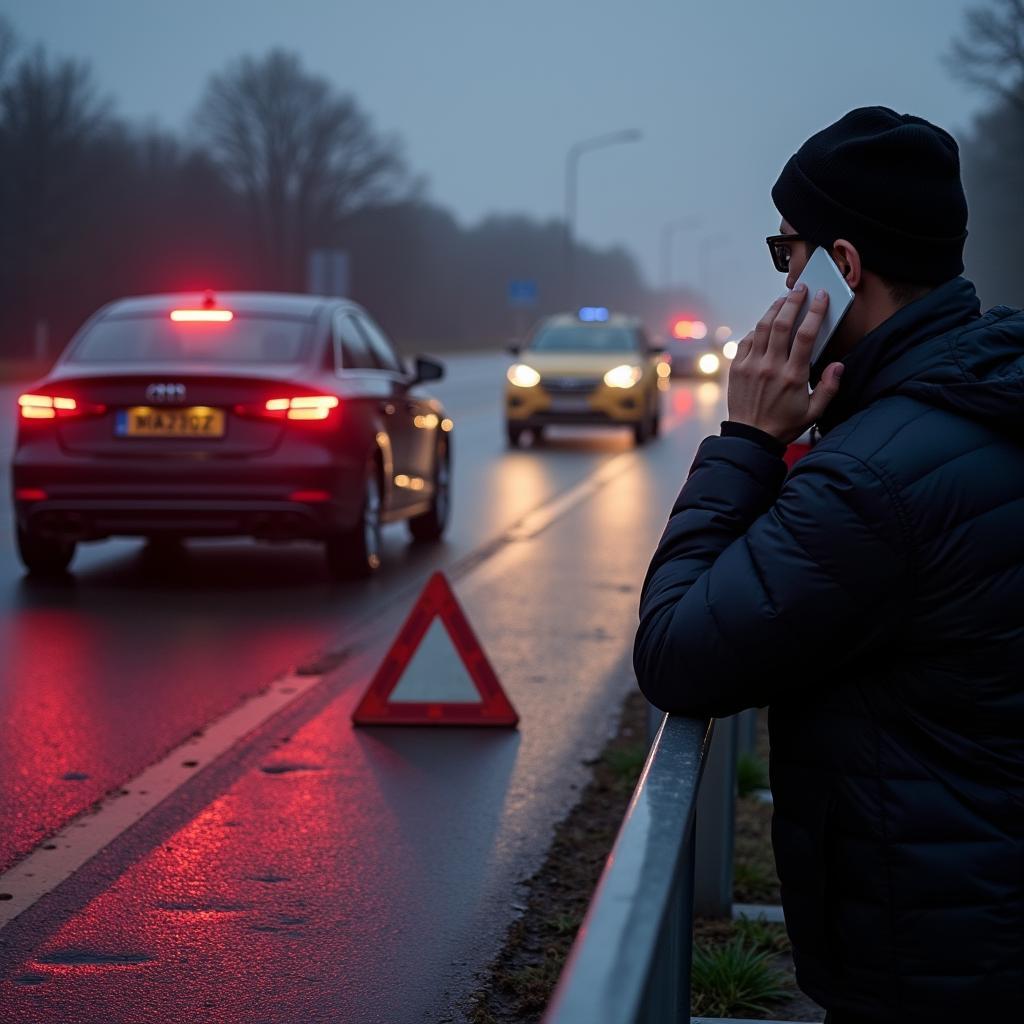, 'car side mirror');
412,355,444,384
